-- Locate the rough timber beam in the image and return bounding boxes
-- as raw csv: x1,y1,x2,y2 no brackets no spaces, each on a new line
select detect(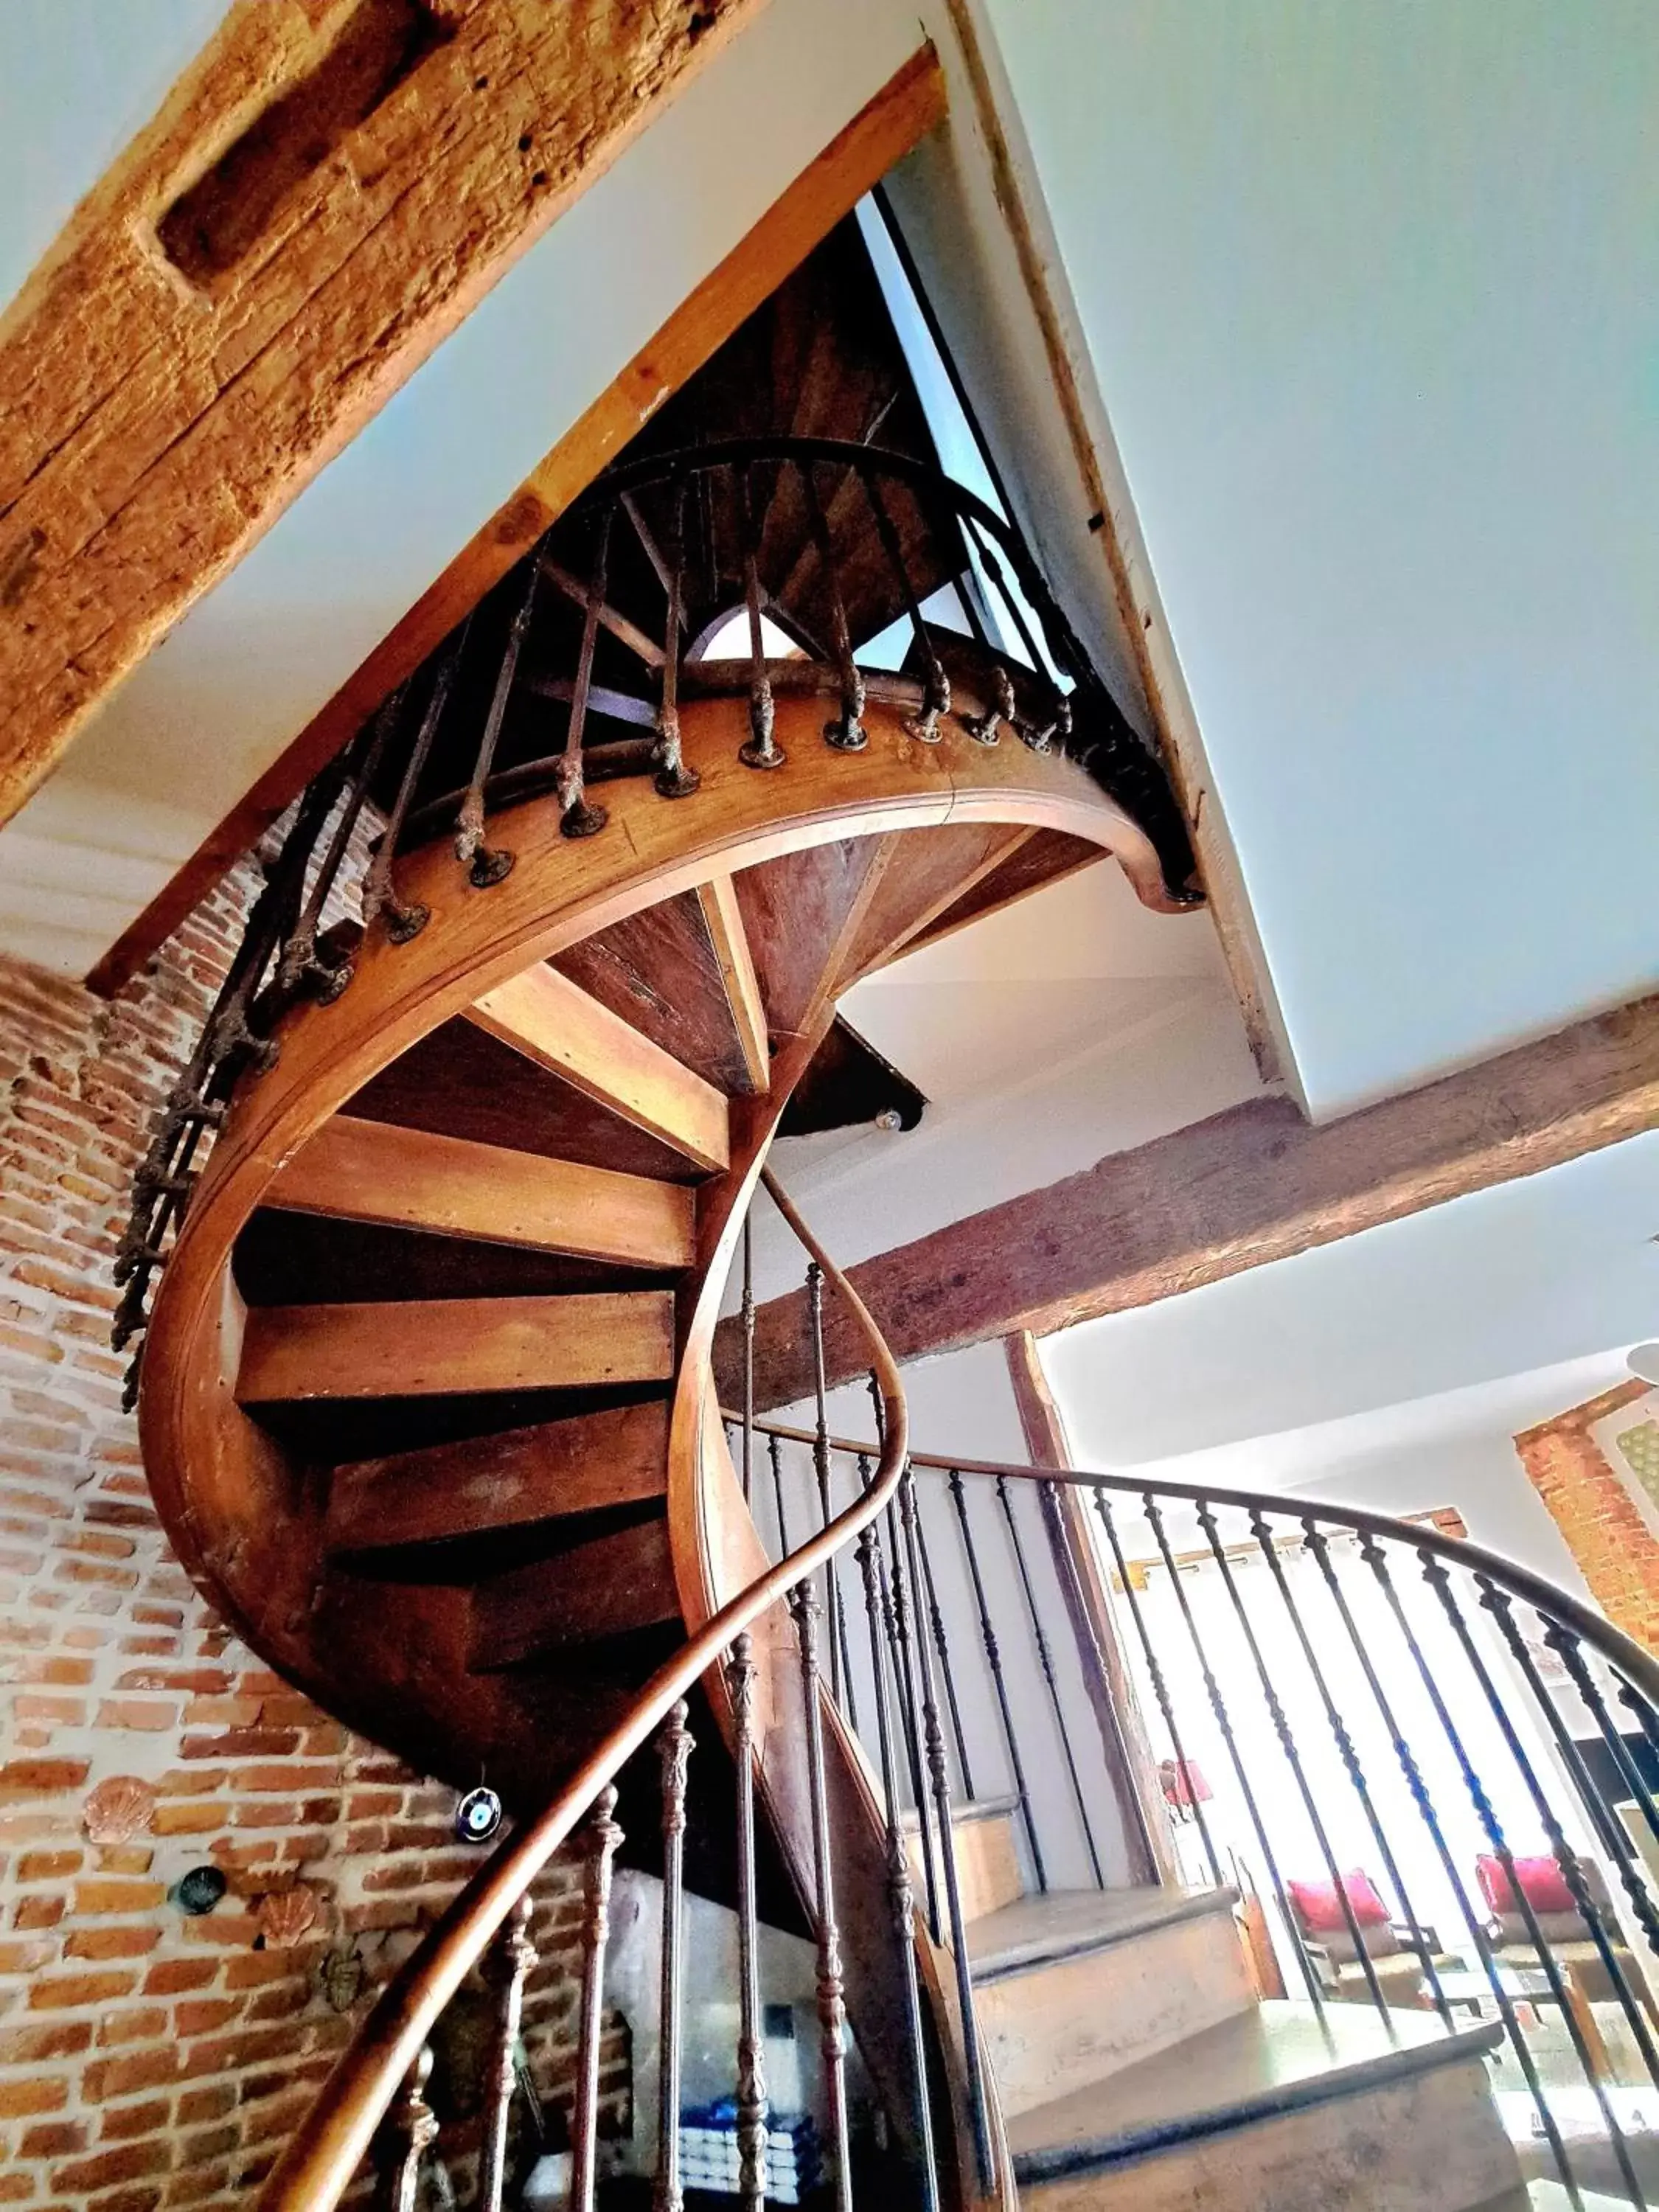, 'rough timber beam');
0,0,777,832
723,991,1659,1411
83,45,947,998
